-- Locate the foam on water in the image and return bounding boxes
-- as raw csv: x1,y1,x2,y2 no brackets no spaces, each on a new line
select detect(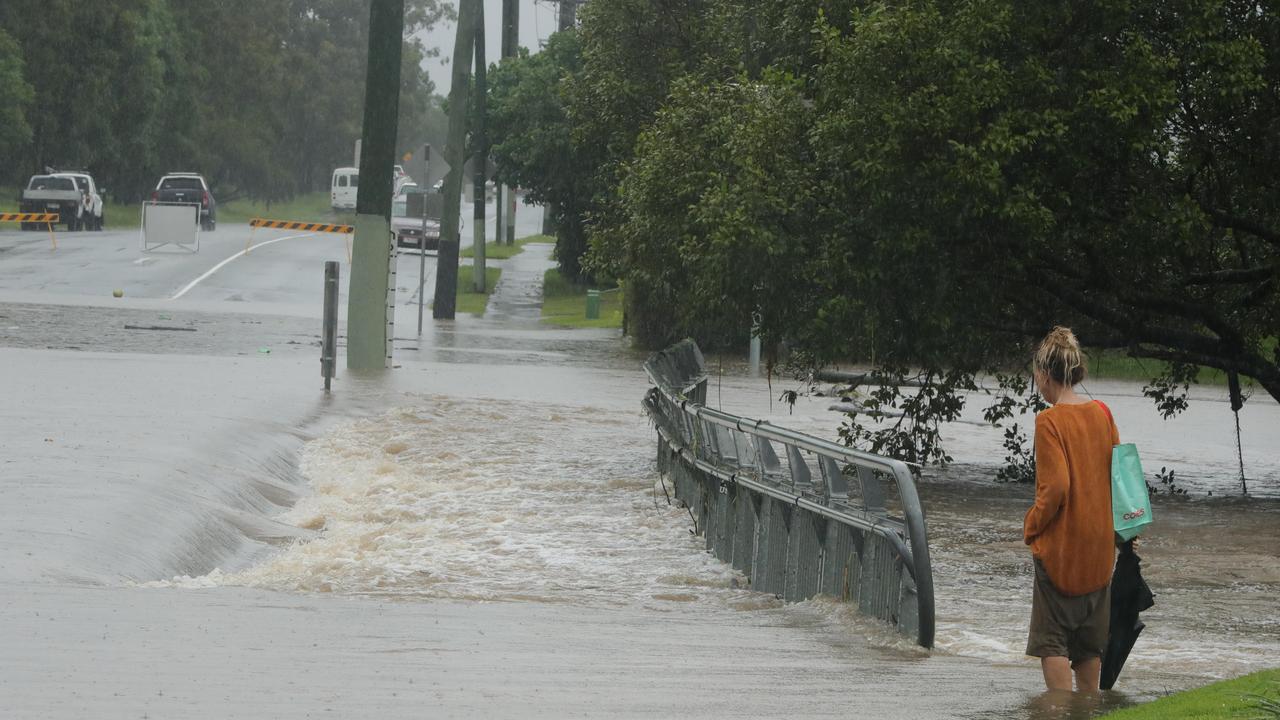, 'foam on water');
143,384,1276,685
209,396,747,608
